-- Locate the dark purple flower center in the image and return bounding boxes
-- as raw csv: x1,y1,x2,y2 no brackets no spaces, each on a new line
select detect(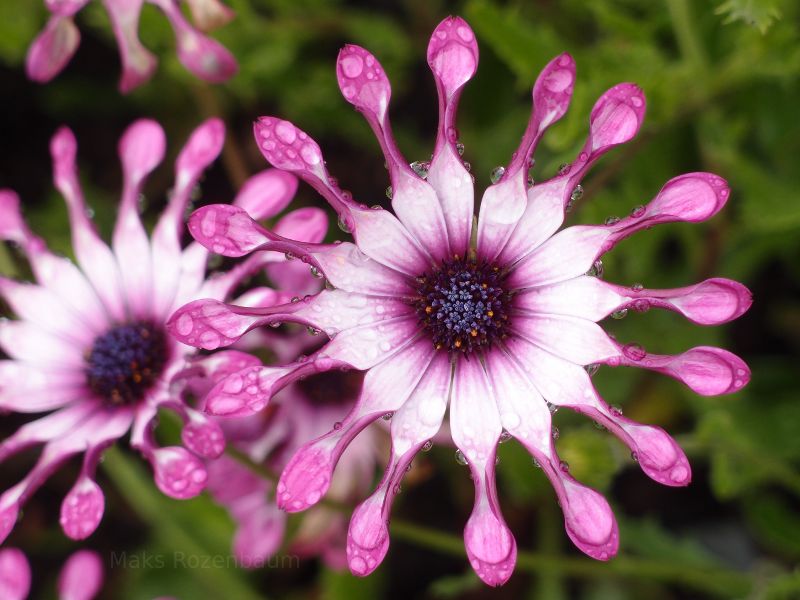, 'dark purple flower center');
86,322,168,405
414,257,512,354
